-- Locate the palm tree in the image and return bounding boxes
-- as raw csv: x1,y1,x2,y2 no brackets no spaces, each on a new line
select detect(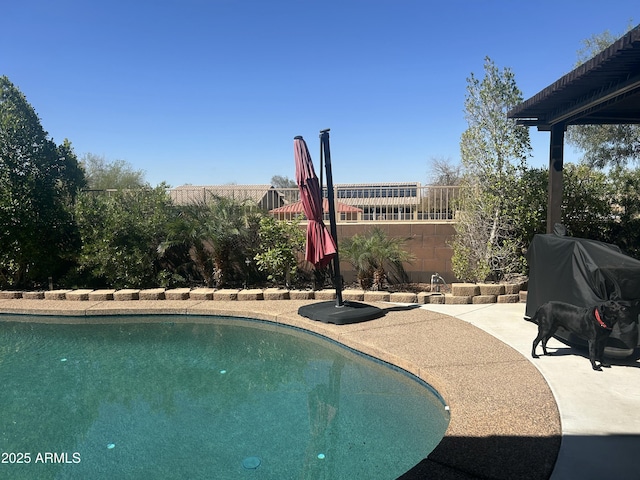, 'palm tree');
206,196,259,286
340,233,374,290
340,227,414,290
160,197,259,287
